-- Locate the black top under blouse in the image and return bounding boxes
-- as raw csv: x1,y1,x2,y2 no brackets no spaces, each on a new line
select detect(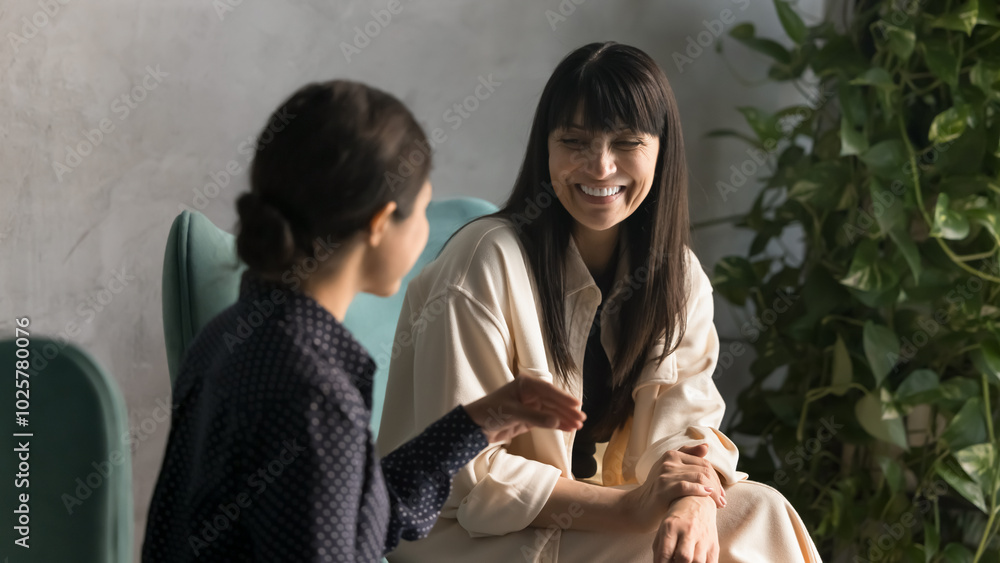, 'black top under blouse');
571,254,618,479
142,270,488,562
